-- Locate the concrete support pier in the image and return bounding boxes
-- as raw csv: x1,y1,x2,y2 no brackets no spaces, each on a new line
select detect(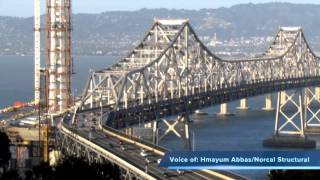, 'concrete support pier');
237,98,249,110
144,122,152,128
217,103,233,116
280,91,287,103
263,136,316,148
262,94,274,111
304,127,320,134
